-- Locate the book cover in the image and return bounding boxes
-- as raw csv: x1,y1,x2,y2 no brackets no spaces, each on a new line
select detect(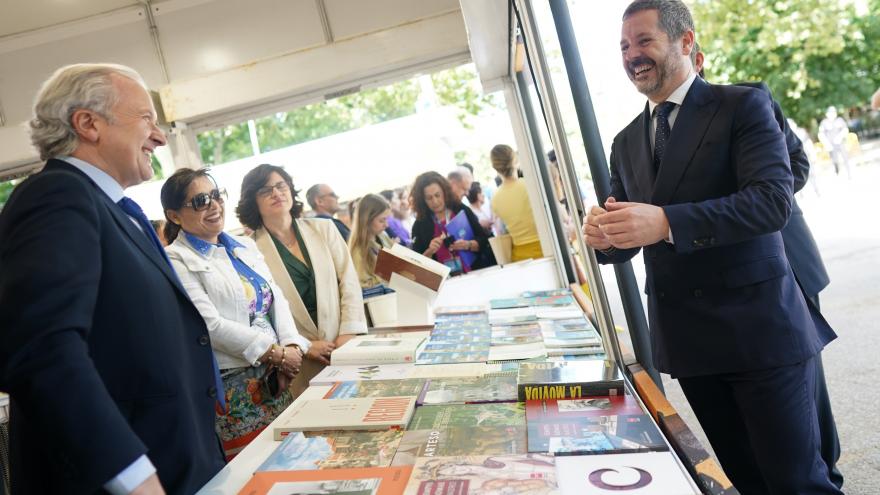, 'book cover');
489,298,530,310
275,397,417,438
545,346,606,357
239,466,413,495
403,454,559,495
375,244,448,291
549,353,608,362
331,336,425,366
433,305,487,315
517,360,624,401
310,364,415,385
391,426,527,465
521,288,572,298
525,396,667,455
415,350,489,365
408,403,525,430
487,342,547,362
556,452,698,494
421,376,518,405
530,294,576,307
445,209,476,268
324,379,429,402
256,430,404,471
